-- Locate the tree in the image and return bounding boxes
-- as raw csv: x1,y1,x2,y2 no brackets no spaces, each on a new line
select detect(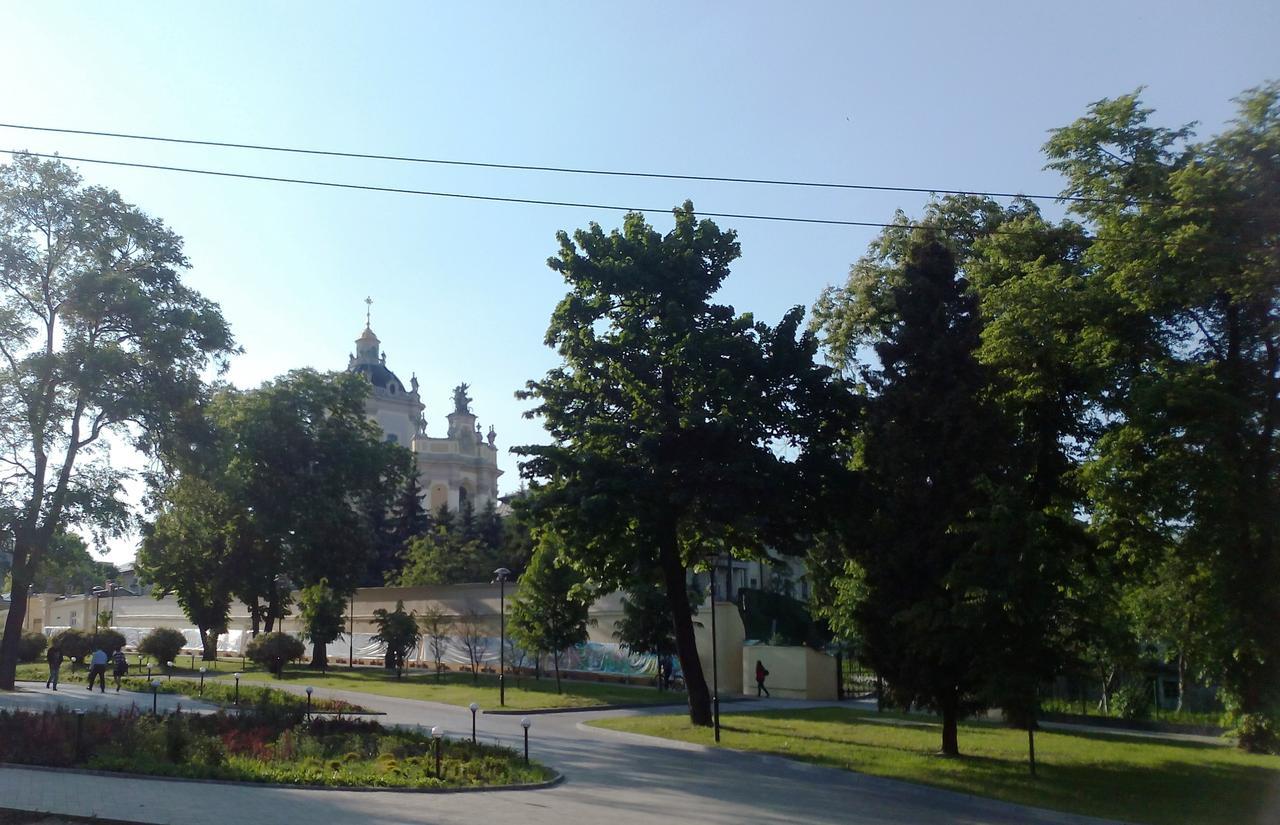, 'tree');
510,539,593,692
139,627,187,668
515,203,844,725
456,605,489,682
393,529,492,586
17,631,45,663
1045,85,1280,751
50,628,90,668
418,604,452,681
25,531,117,596
245,631,305,677
614,578,696,691
0,155,234,689
370,600,419,680
137,476,235,660
298,578,346,670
